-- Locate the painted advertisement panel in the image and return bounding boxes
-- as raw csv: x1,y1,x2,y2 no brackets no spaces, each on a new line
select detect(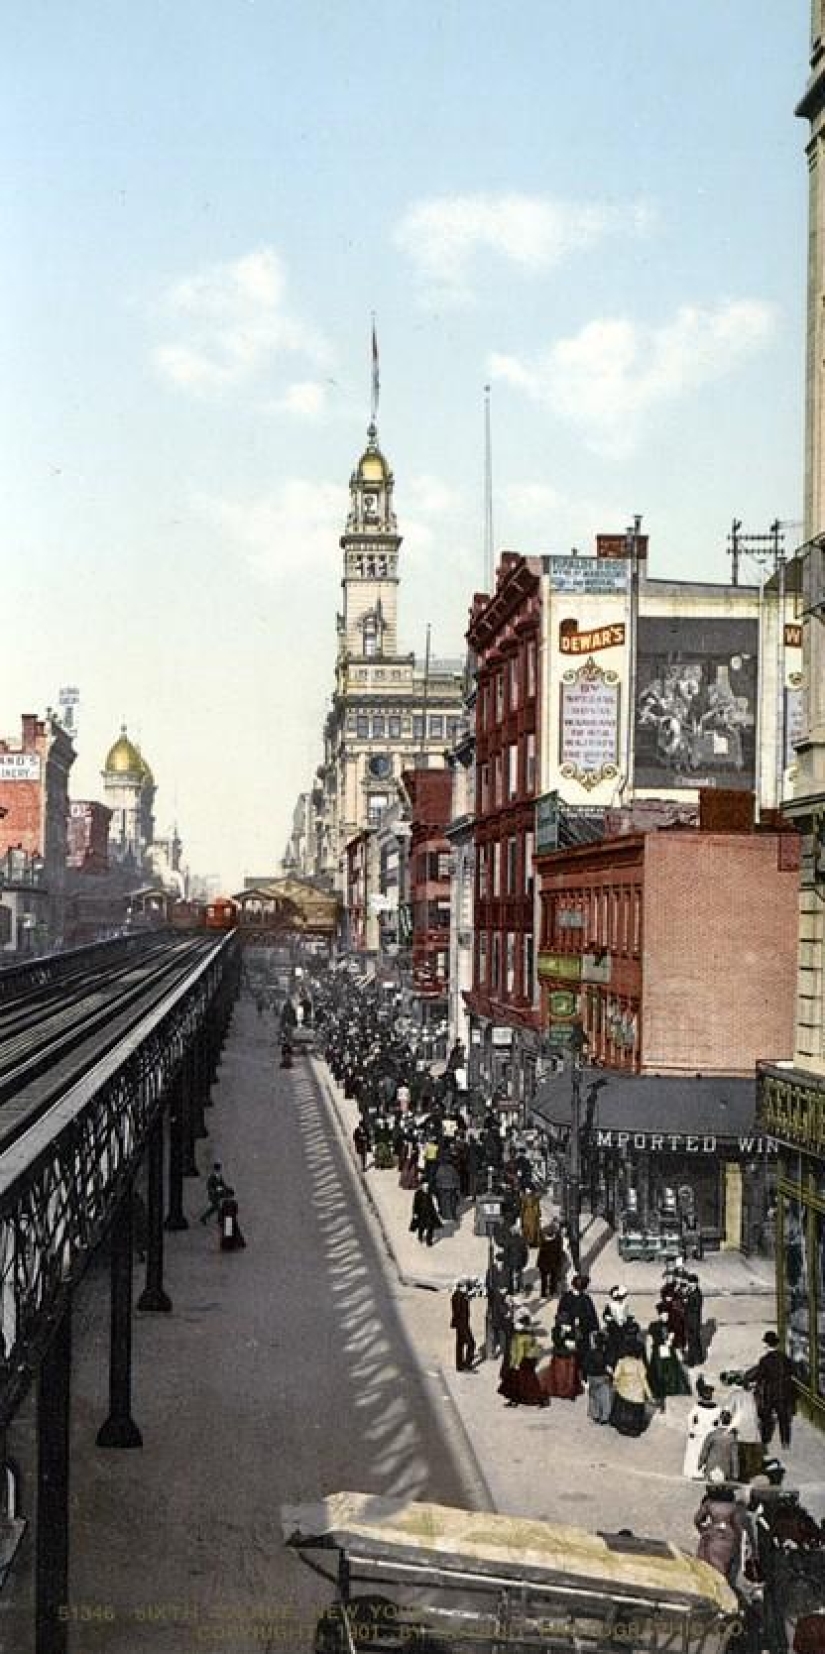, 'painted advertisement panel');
634,617,758,790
